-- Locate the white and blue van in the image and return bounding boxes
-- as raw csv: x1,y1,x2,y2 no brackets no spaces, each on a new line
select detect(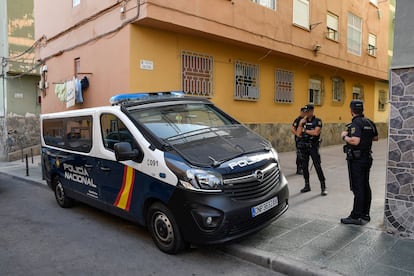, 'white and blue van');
41,92,289,254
